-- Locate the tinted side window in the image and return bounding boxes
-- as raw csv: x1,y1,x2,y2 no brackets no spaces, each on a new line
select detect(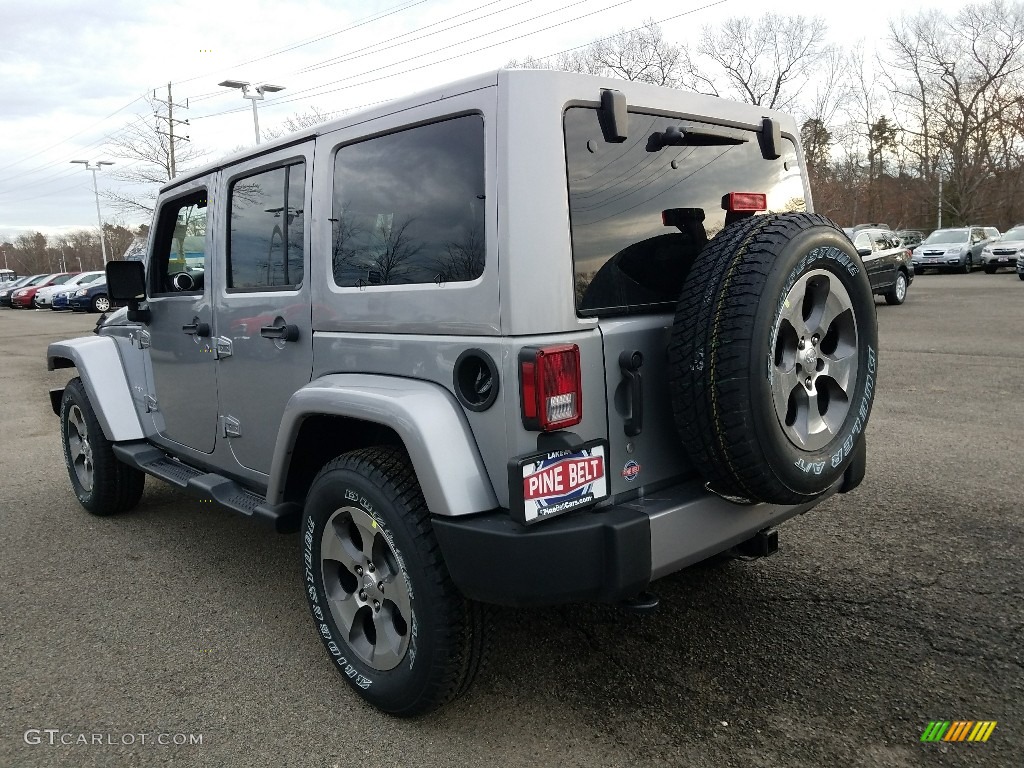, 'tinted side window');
228,163,305,290
331,114,485,287
151,190,208,294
